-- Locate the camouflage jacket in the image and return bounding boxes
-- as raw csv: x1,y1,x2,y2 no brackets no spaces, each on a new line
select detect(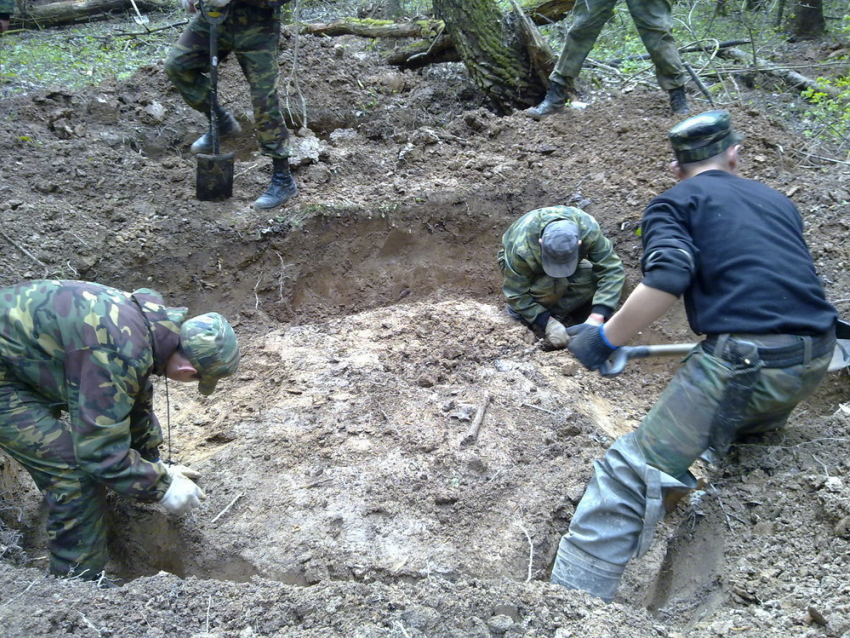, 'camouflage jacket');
498,206,625,325
0,280,188,501
0,0,13,16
